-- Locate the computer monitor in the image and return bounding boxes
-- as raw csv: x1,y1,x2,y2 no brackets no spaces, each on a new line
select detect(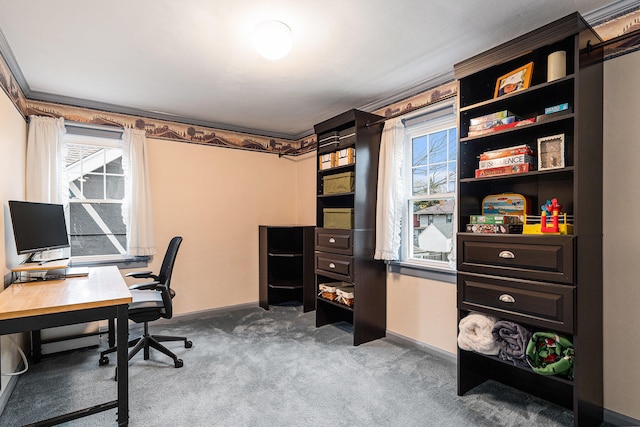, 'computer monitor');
9,200,70,260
